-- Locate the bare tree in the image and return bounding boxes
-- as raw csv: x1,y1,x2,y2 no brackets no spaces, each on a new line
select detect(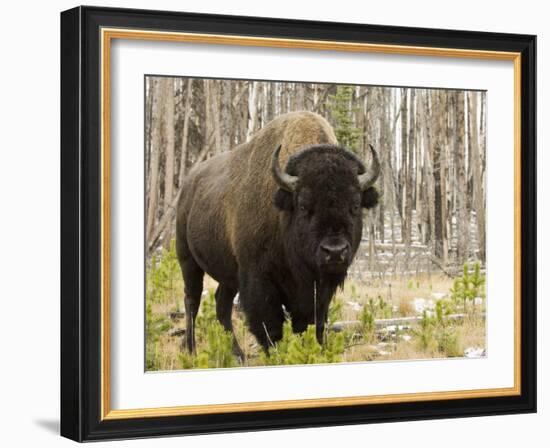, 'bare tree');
178,78,193,187
468,91,486,262
211,81,222,155
162,79,175,209
295,83,306,110
420,90,435,245
246,81,259,141
401,89,413,246
146,78,163,243
433,90,448,263
454,91,468,264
